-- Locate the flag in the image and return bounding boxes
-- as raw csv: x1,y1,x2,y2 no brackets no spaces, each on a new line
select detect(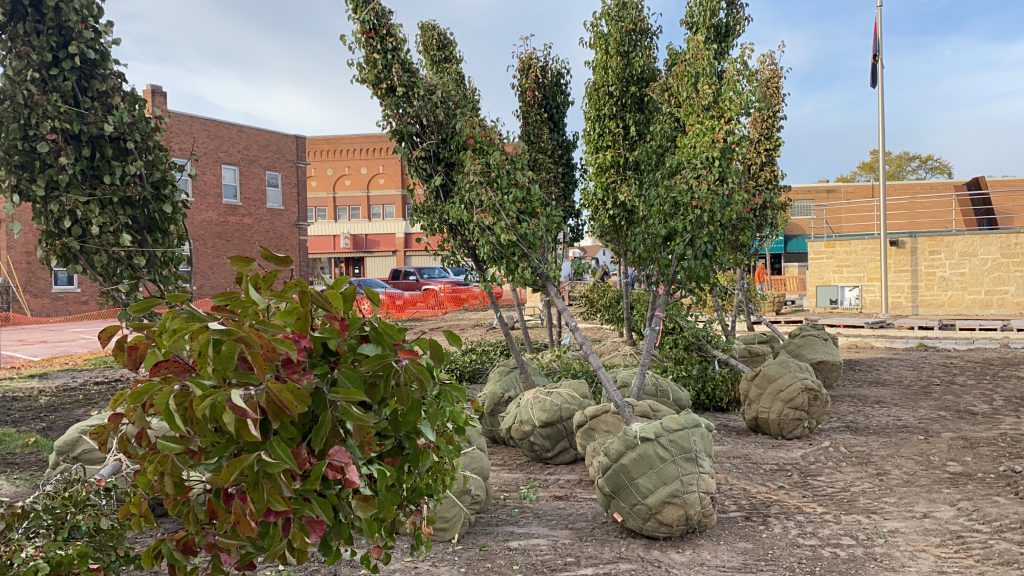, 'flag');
870,14,880,89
